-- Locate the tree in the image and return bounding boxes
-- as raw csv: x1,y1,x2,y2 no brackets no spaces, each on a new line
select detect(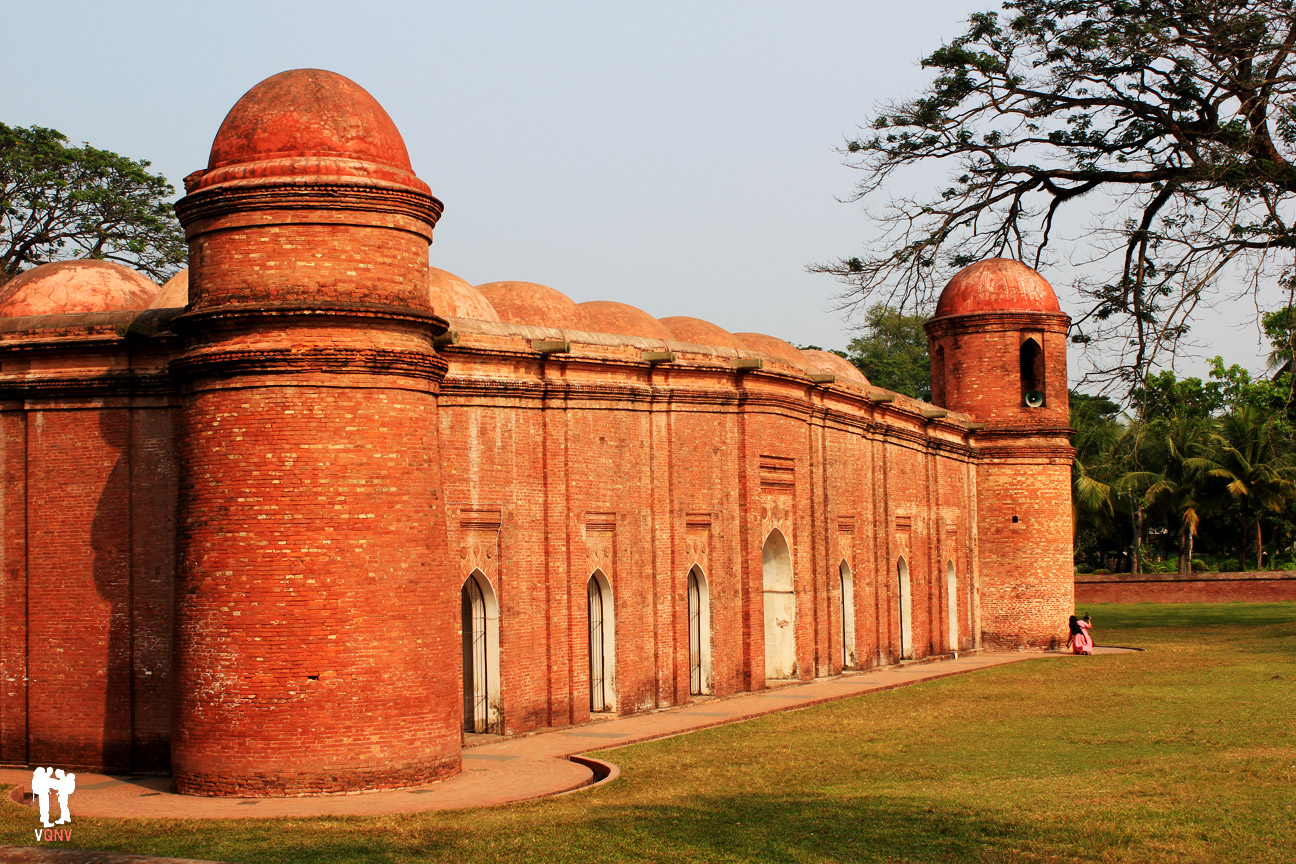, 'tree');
1122,412,1217,572
843,304,931,399
0,122,186,285
1070,391,1124,564
1209,405,1296,569
816,0,1296,395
